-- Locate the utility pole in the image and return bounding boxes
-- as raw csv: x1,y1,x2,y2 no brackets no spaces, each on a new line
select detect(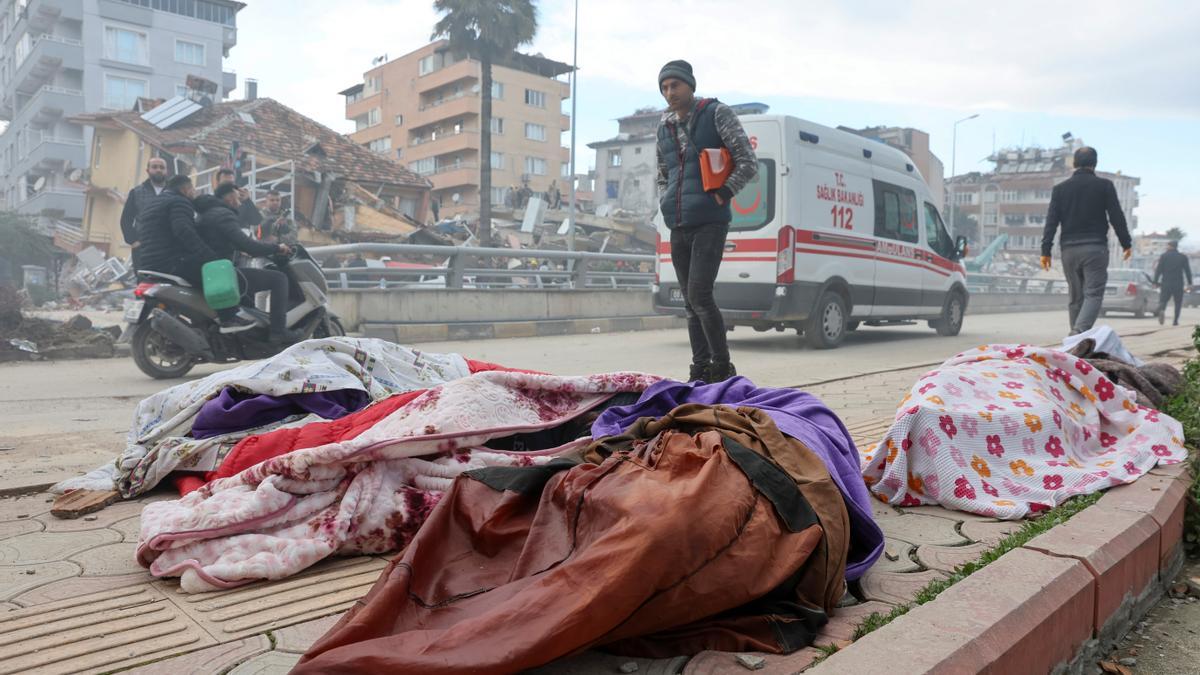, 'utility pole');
566,0,579,251
949,113,979,239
